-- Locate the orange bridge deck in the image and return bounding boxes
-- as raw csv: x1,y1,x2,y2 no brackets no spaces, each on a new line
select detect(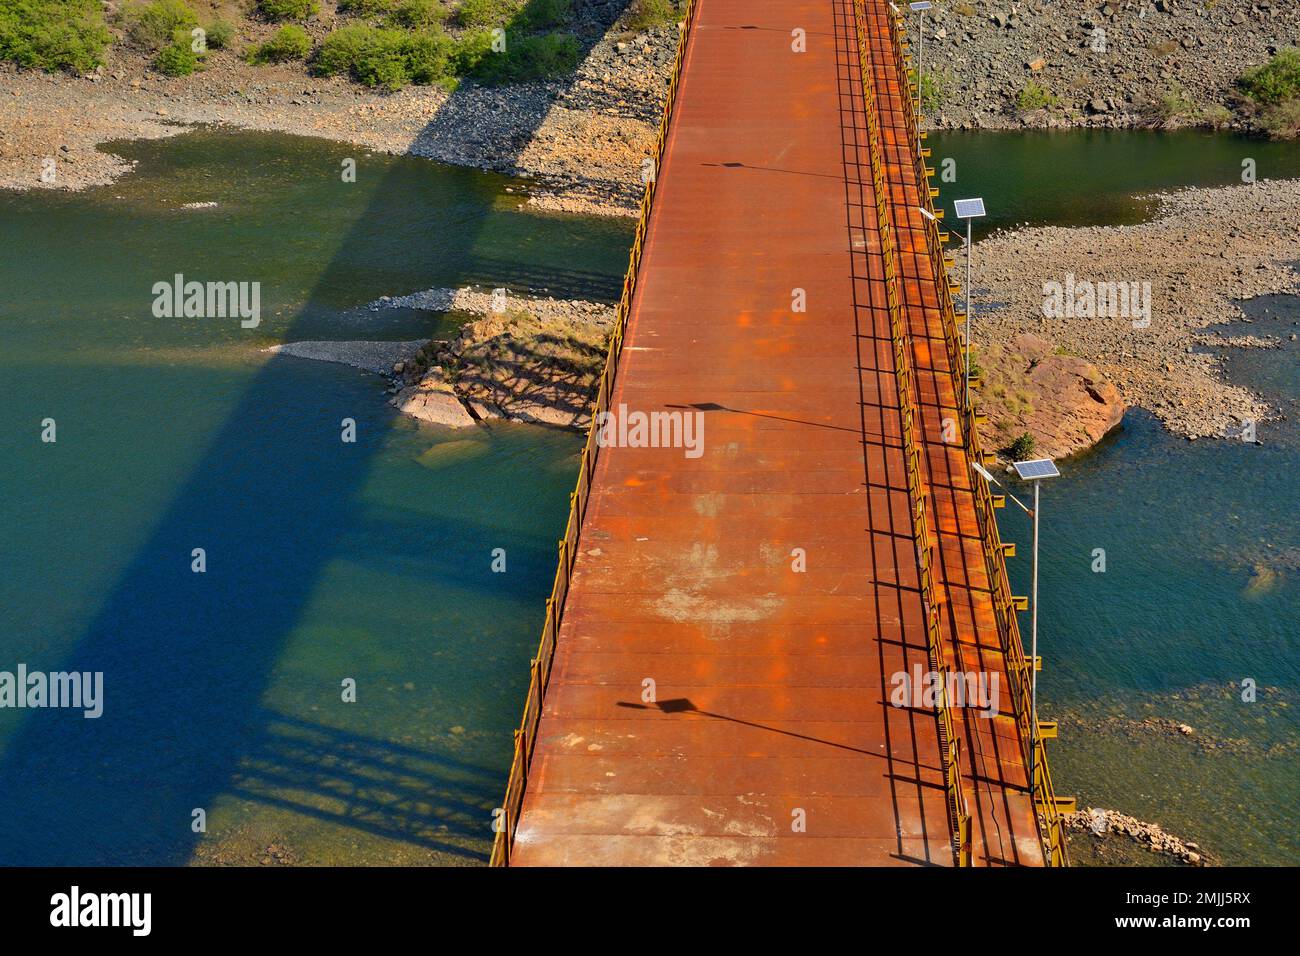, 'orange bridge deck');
494,0,1066,867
